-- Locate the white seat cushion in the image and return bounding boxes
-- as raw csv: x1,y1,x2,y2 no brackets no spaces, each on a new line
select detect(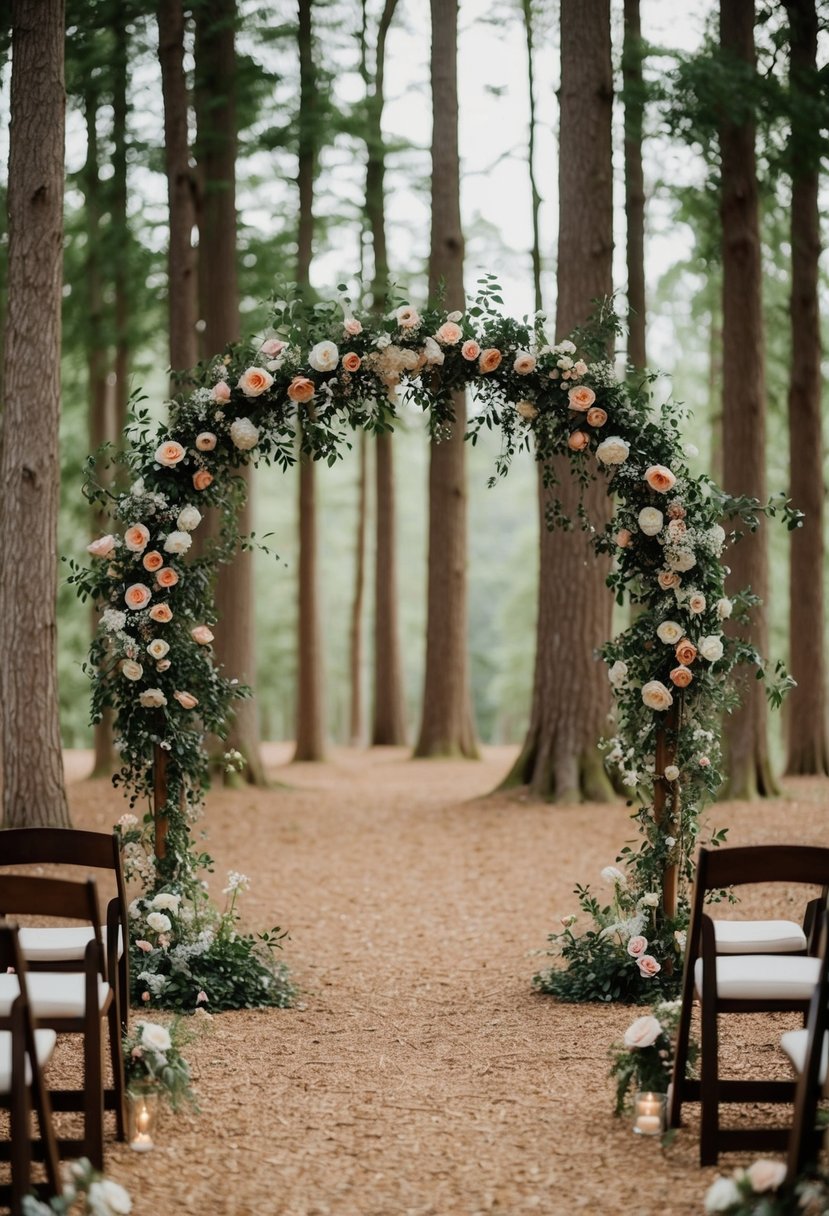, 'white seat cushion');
17,924,123,963
0,1028,57,1092
695,954,821,1001
0,973,110,1020
713,919,807,954
781,1027,828,1085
